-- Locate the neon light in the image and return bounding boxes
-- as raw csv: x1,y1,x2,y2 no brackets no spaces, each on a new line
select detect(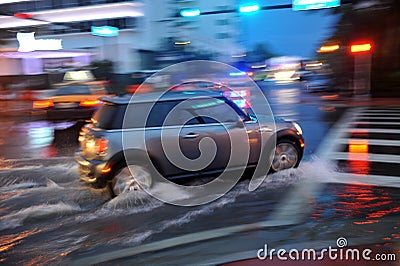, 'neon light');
293,0,341,11
91,26,119,37
229,72,247,76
